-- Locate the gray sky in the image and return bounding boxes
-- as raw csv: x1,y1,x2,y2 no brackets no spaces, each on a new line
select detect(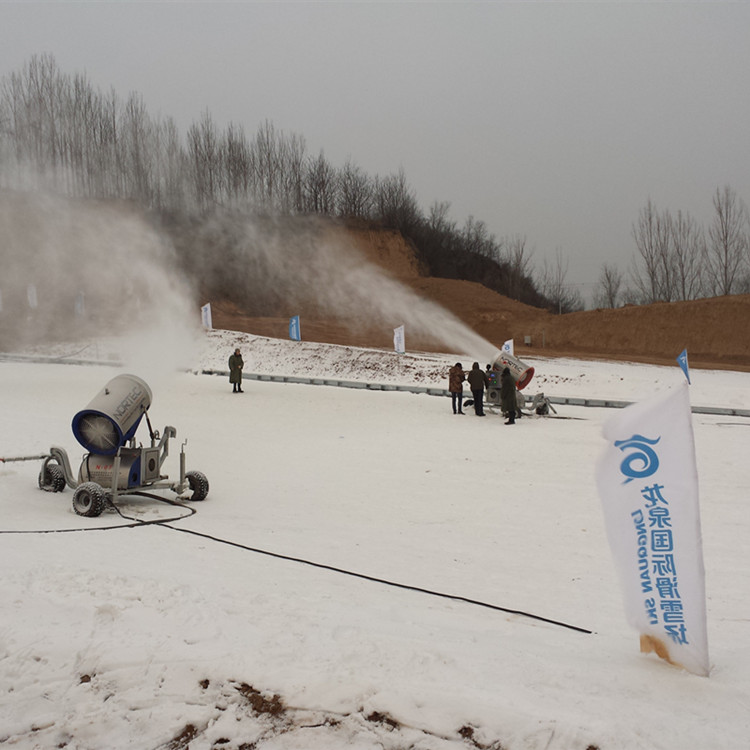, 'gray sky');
2,1,749,301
